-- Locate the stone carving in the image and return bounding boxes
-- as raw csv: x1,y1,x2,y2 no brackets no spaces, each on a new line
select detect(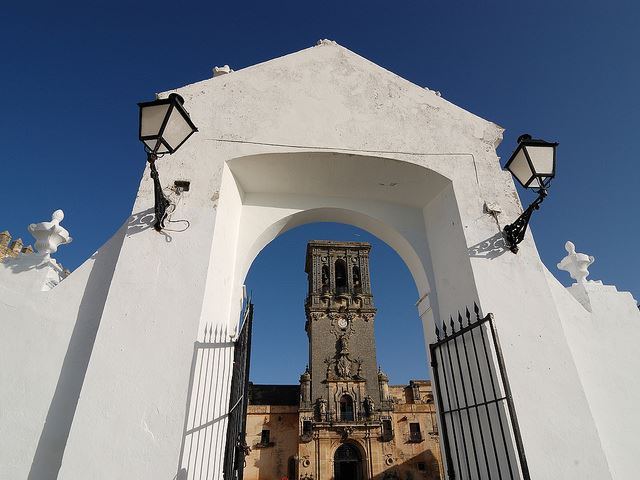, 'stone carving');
328,313,356,339
557,241,595,284
28,209,72,258
361,313,374,322
339,426,354,440
337,334,349,354
316,398,327,419
363,395,374,416
309,312,325,322
336,355,351,378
